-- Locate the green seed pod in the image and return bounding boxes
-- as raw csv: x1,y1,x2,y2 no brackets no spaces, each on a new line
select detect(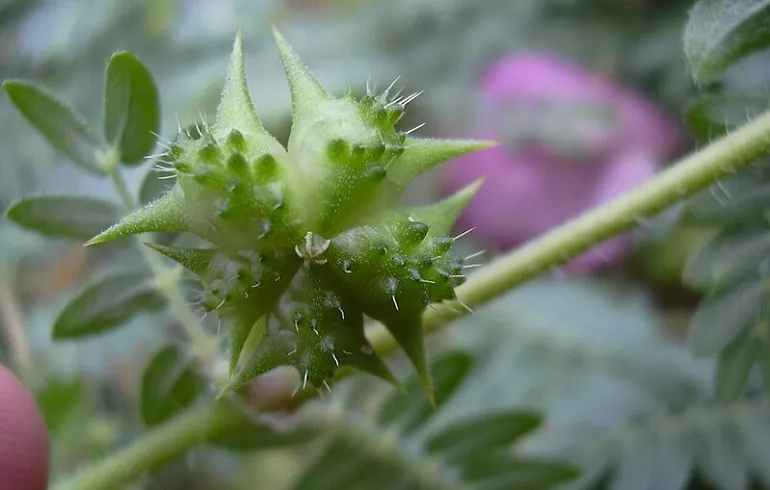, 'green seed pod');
227,265,398,393
86,28,494,399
